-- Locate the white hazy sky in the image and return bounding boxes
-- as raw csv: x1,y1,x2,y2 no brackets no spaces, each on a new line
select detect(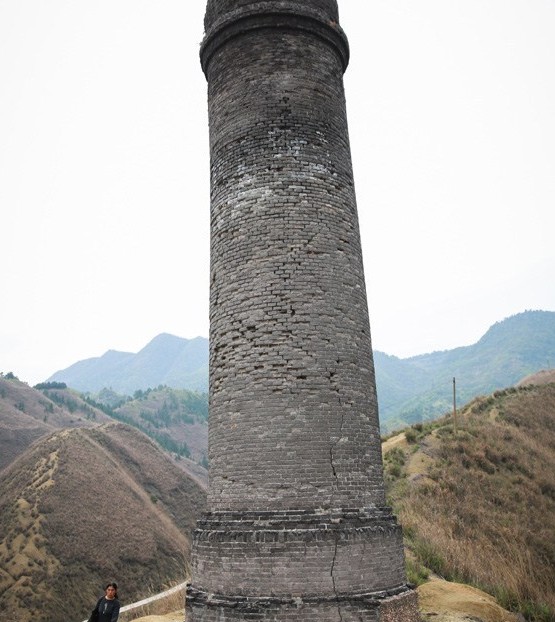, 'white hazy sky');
1,1,554,386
